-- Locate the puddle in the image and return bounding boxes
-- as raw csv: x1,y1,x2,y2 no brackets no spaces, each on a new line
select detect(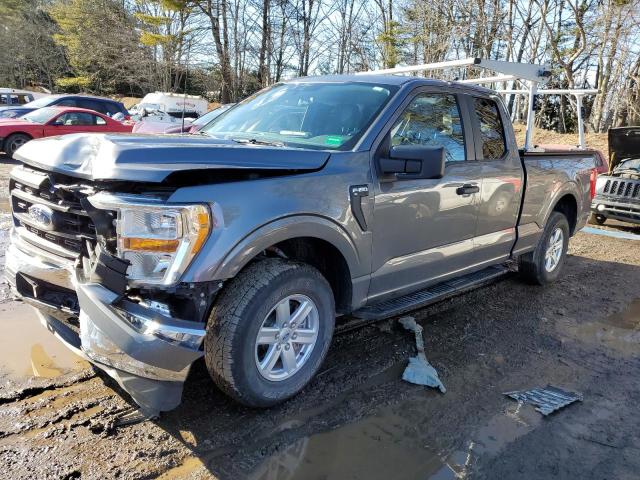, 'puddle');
0,303,87,382
558,298,640,356
249,399,541,480
250,409,445,480
430,403,541,479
